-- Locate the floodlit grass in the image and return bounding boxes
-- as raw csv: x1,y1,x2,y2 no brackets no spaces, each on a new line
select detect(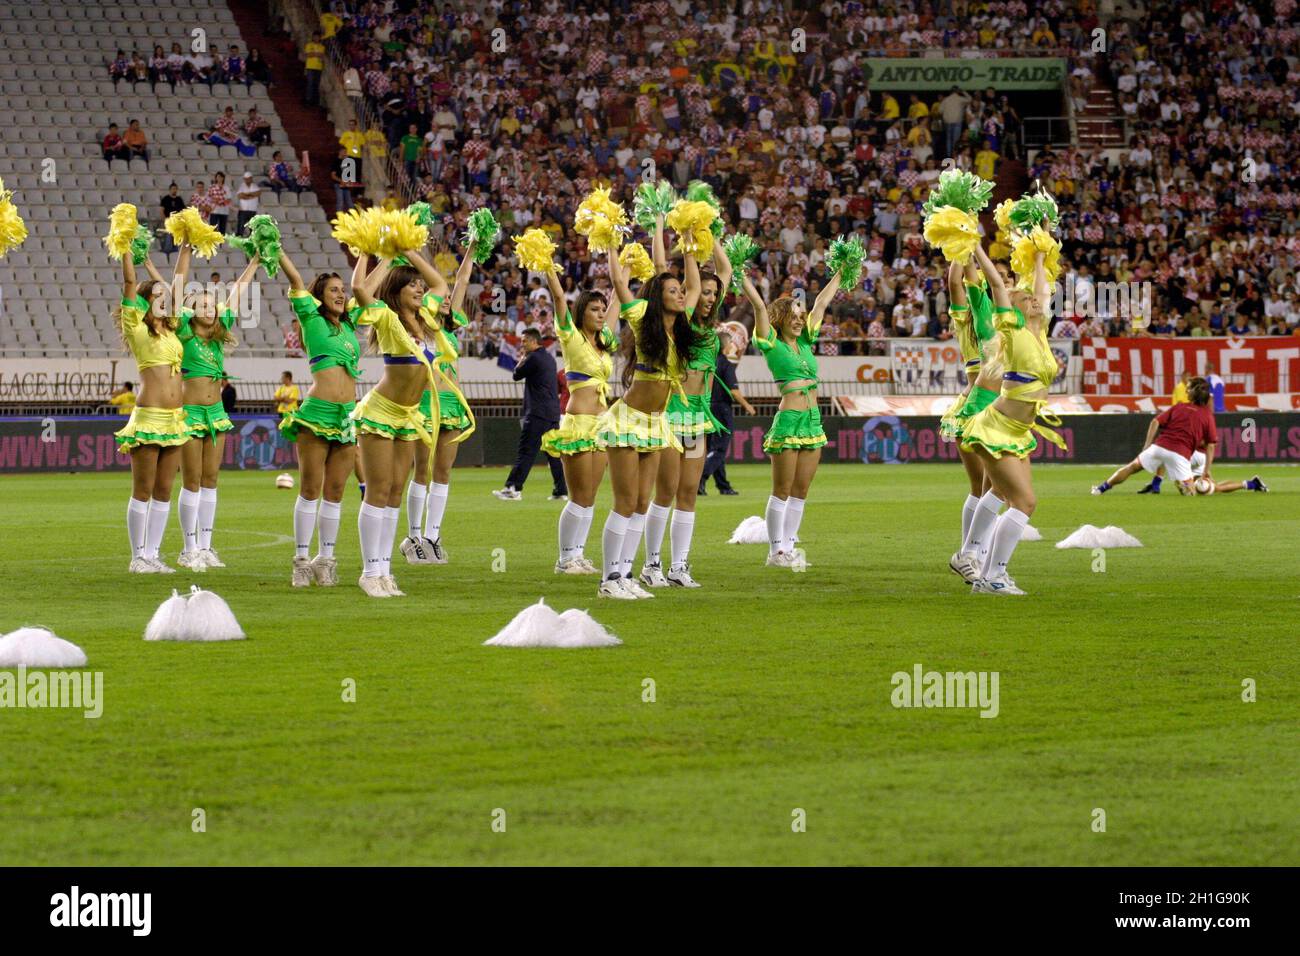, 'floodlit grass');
0,463,1295,865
